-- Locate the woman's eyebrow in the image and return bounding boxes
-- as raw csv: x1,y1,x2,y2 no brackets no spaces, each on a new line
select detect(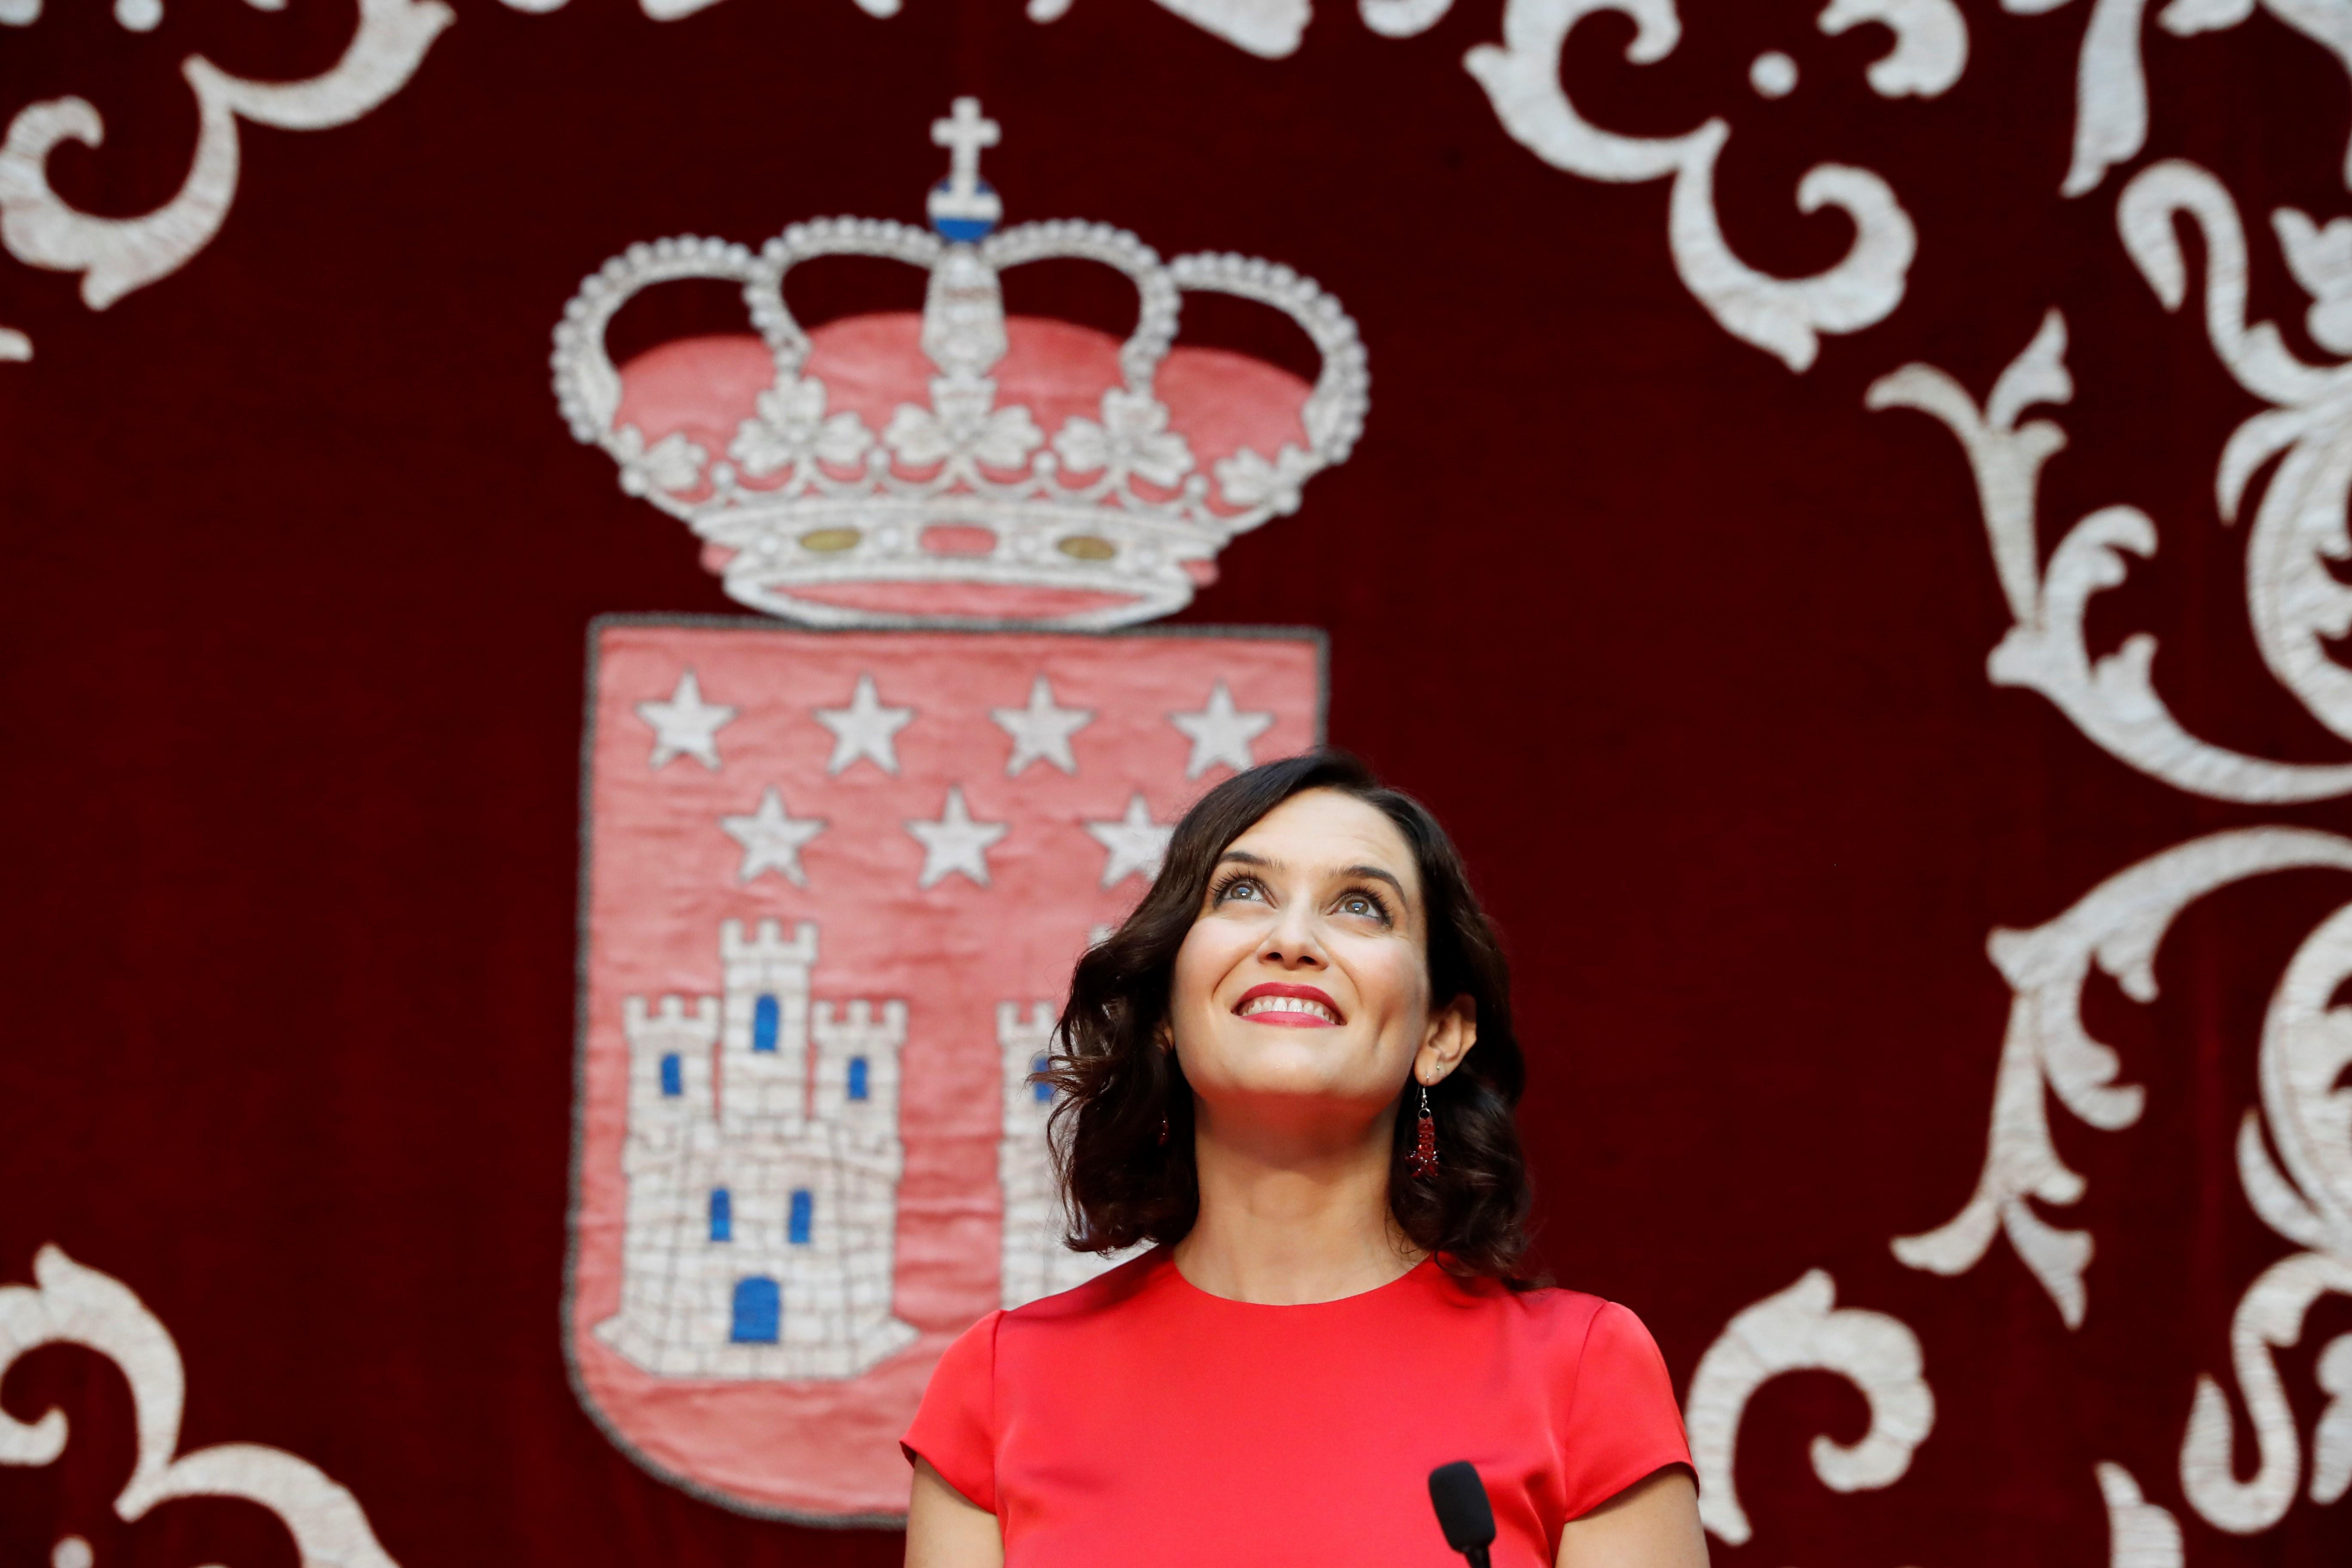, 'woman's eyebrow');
1220,849,1407,898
